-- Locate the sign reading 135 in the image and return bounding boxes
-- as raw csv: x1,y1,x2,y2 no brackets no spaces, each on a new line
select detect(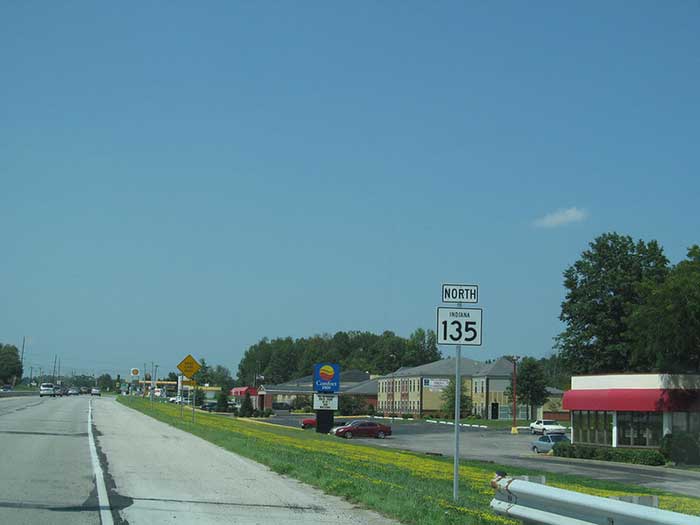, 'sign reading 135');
437,307,483,346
